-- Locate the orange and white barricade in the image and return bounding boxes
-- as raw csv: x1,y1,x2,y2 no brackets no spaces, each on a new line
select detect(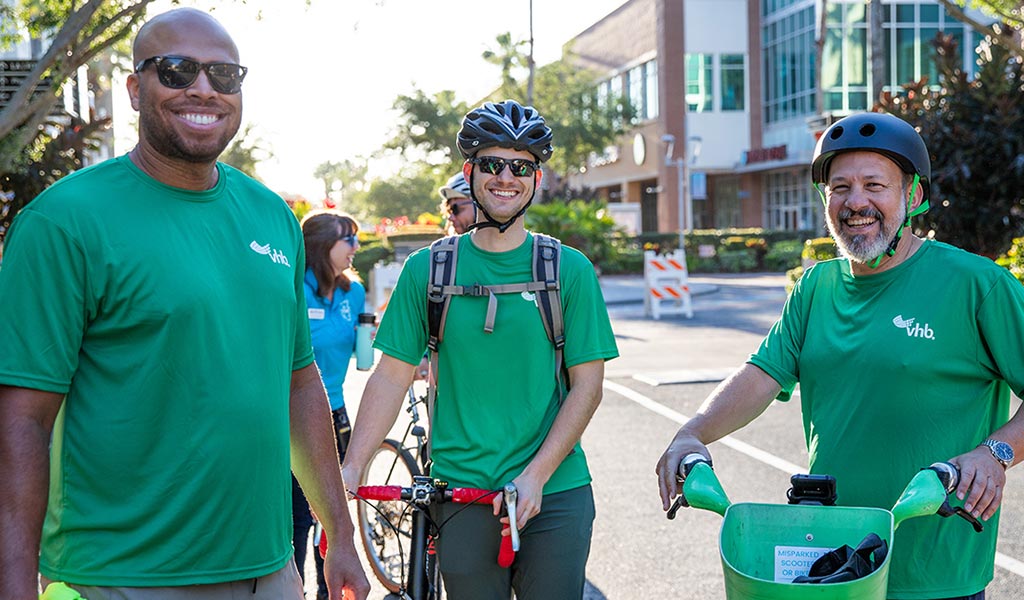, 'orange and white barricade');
643,250,693,319
370,261,404,315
